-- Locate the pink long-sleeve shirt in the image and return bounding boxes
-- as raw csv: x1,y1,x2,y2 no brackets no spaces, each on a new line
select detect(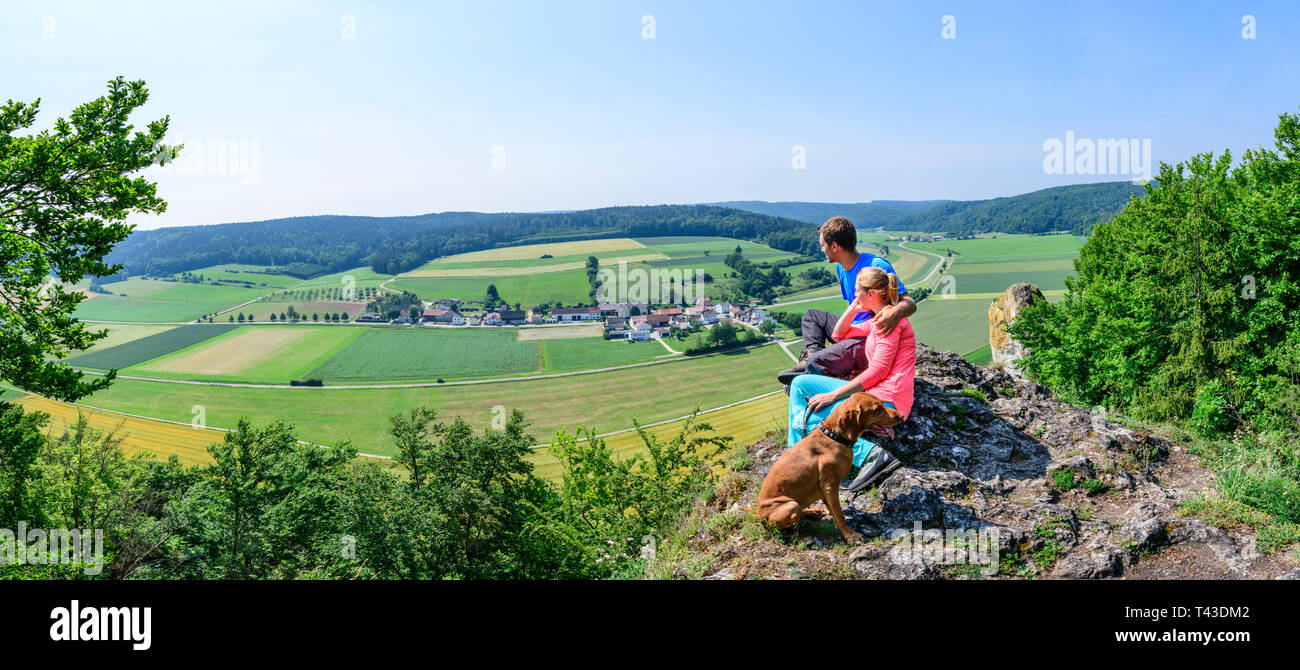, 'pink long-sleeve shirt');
849,315,917,420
